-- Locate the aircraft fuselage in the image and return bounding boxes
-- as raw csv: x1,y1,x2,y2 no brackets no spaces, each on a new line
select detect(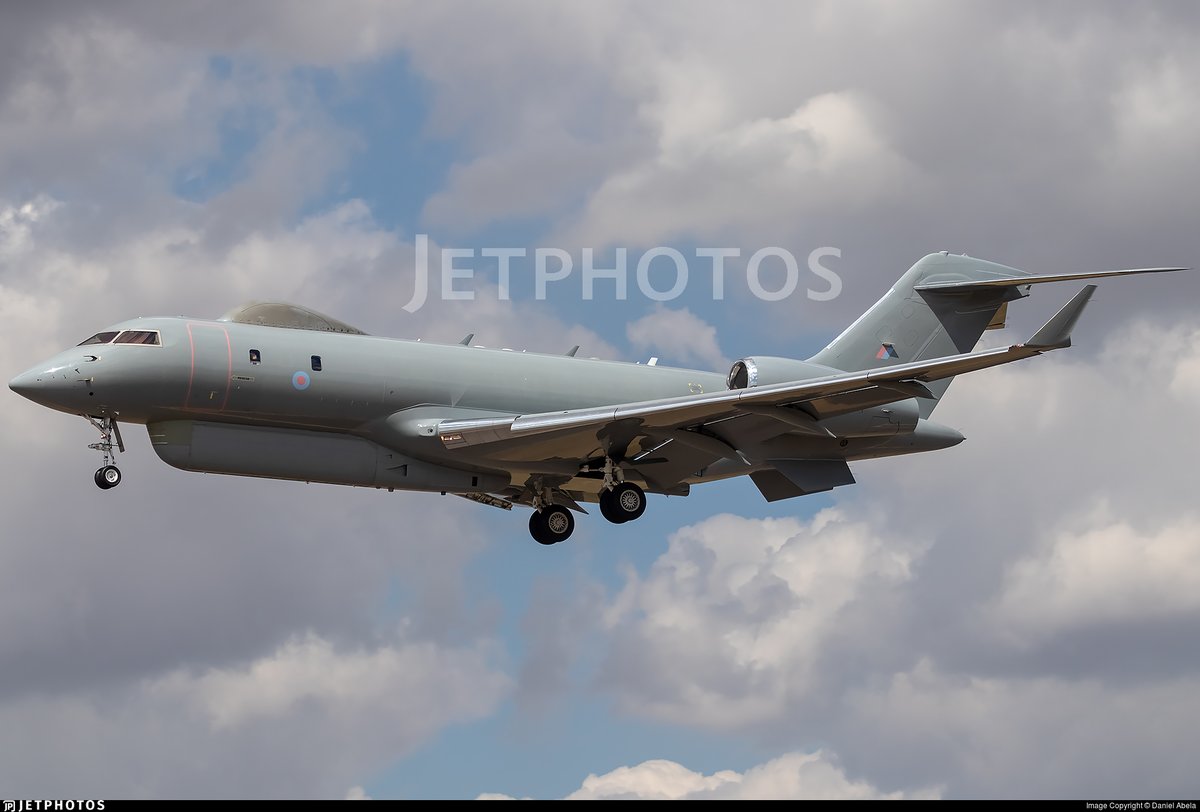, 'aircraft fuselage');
9,315,946,498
